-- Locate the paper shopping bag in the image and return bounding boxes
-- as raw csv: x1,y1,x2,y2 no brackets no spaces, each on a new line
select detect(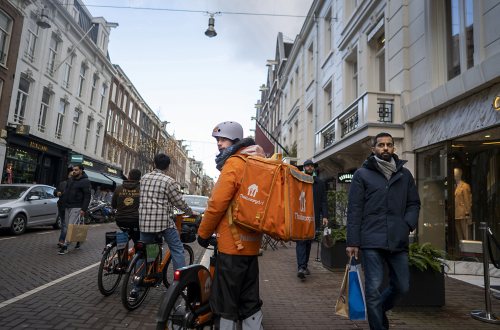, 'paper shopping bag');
348,260,367,320
66,224,88,242
335,262,349,318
